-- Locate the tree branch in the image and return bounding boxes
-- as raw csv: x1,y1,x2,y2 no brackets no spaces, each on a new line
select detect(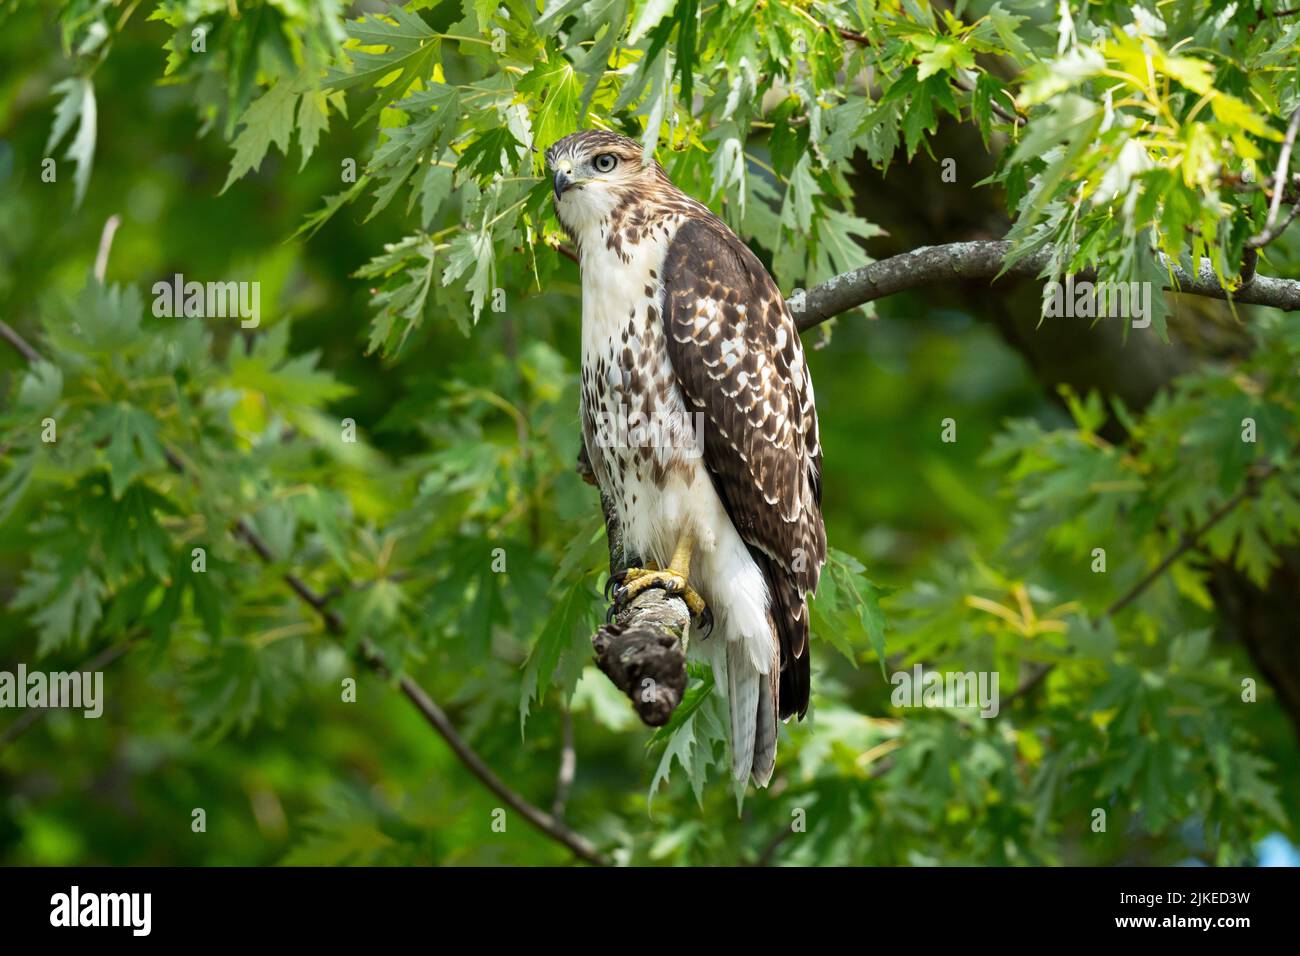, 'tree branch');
0,320,610,868
548,239,1300,329
362,640,608,865
793,240,1300,330
0,319,41,364
593,588,691,725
